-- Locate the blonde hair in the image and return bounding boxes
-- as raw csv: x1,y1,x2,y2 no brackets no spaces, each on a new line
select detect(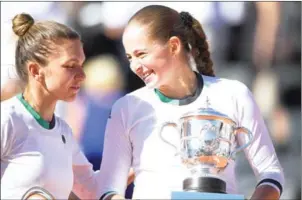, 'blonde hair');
12,13,80,83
